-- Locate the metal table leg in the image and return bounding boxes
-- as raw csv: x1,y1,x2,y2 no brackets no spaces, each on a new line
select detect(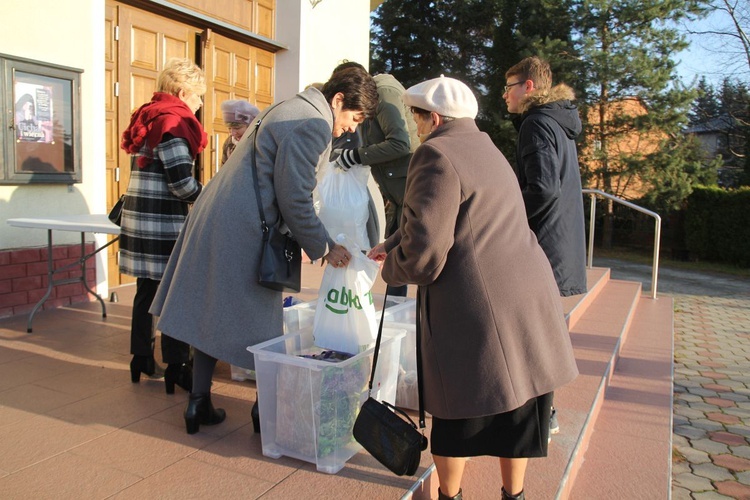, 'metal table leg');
25,230,119,333
25,229,55,333
80,232,108,318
